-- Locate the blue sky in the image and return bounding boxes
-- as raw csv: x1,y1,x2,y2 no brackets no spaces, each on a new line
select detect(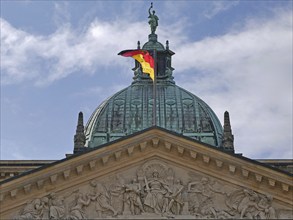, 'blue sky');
1,0,292,160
